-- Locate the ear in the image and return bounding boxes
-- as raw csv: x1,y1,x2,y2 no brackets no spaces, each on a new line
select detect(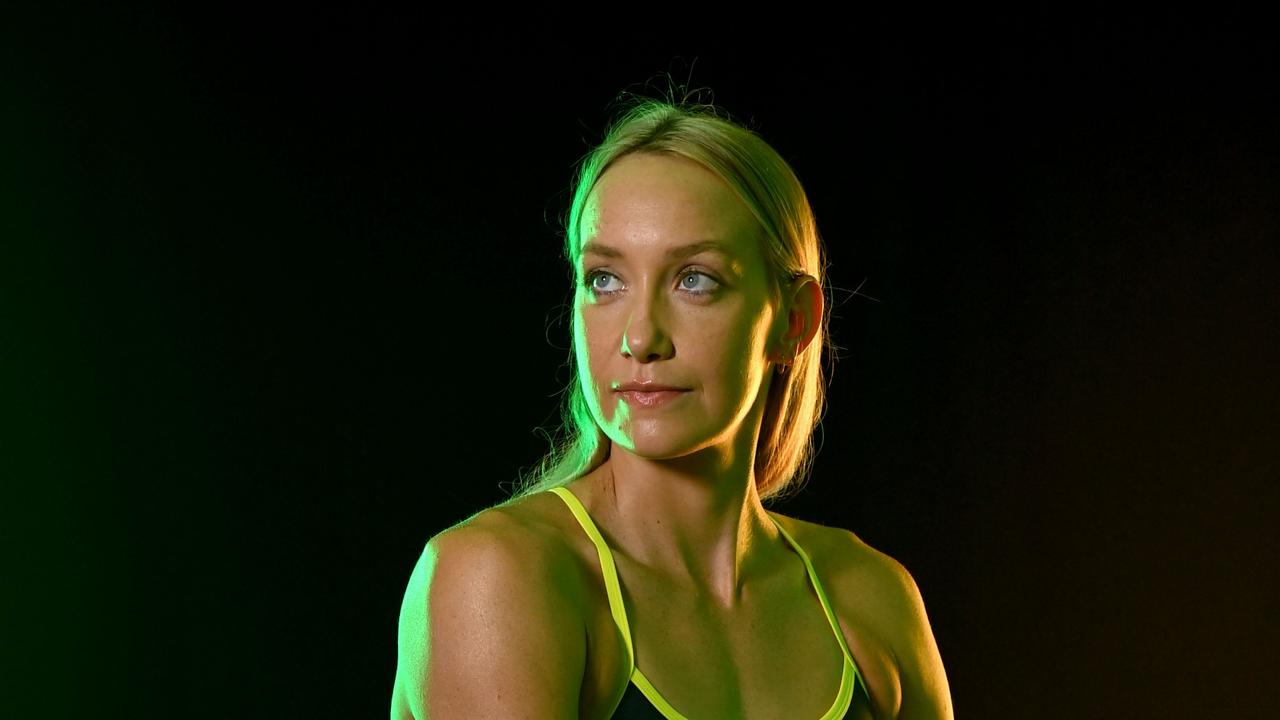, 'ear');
772,274,823,363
